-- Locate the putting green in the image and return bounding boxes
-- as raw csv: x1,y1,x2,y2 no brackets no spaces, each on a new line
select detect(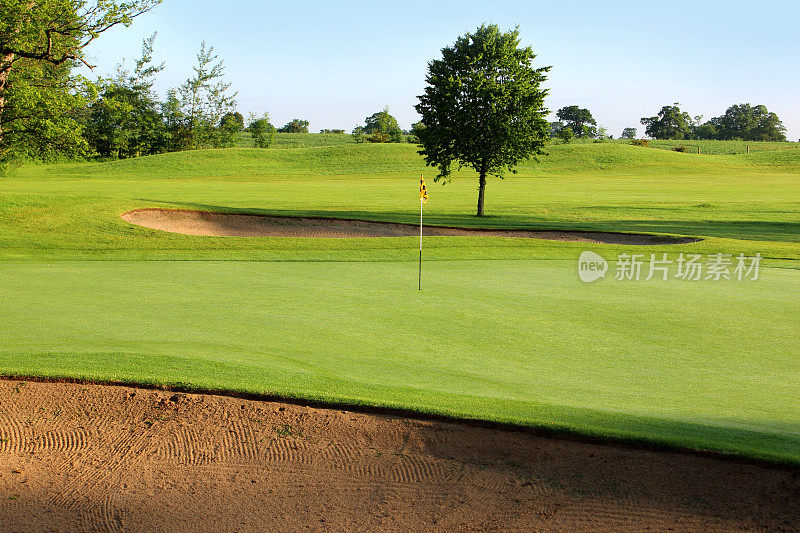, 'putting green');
2,259,798,463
